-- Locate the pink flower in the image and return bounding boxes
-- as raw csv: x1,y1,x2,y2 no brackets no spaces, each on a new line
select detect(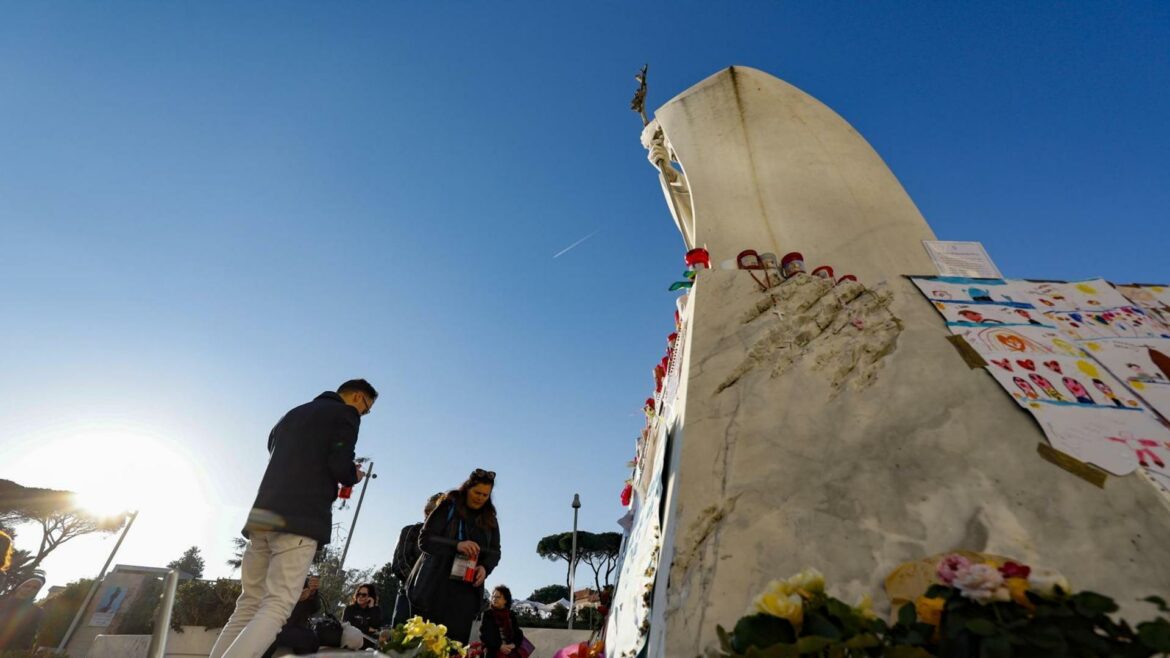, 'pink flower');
999,561,1031,580
937,554,972,585
953,564,1010,604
